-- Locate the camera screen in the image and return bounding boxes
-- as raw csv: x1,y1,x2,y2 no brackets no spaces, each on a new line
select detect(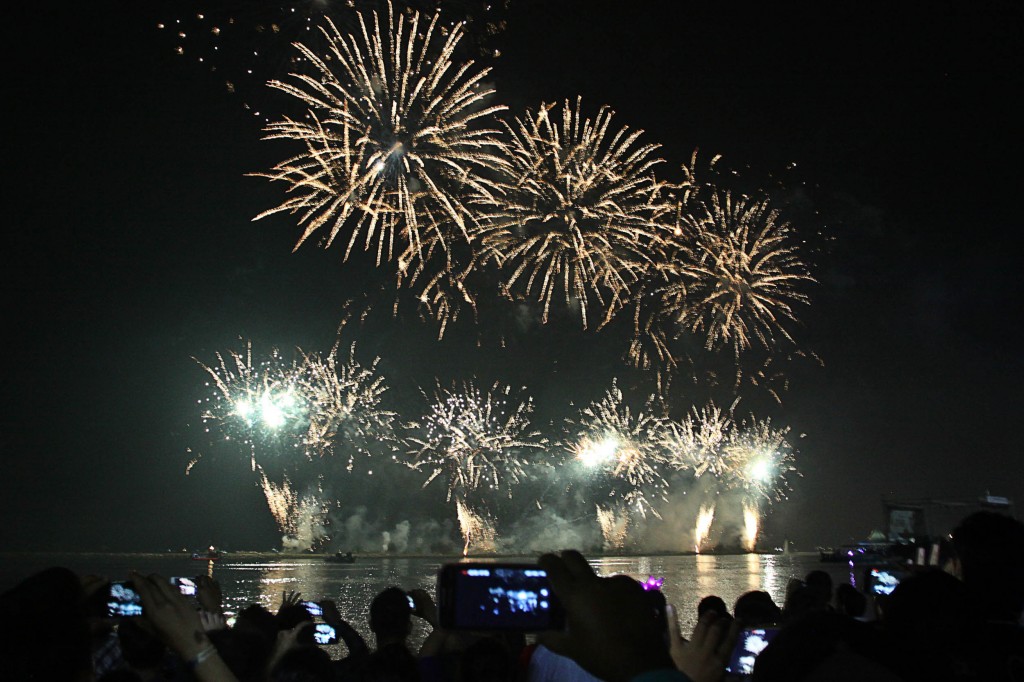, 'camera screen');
444,565,561,630
868,568,903,595
314,623,337,645
108,582,143,617
302,601,323,617
171,577,197,597
725,627,778,676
